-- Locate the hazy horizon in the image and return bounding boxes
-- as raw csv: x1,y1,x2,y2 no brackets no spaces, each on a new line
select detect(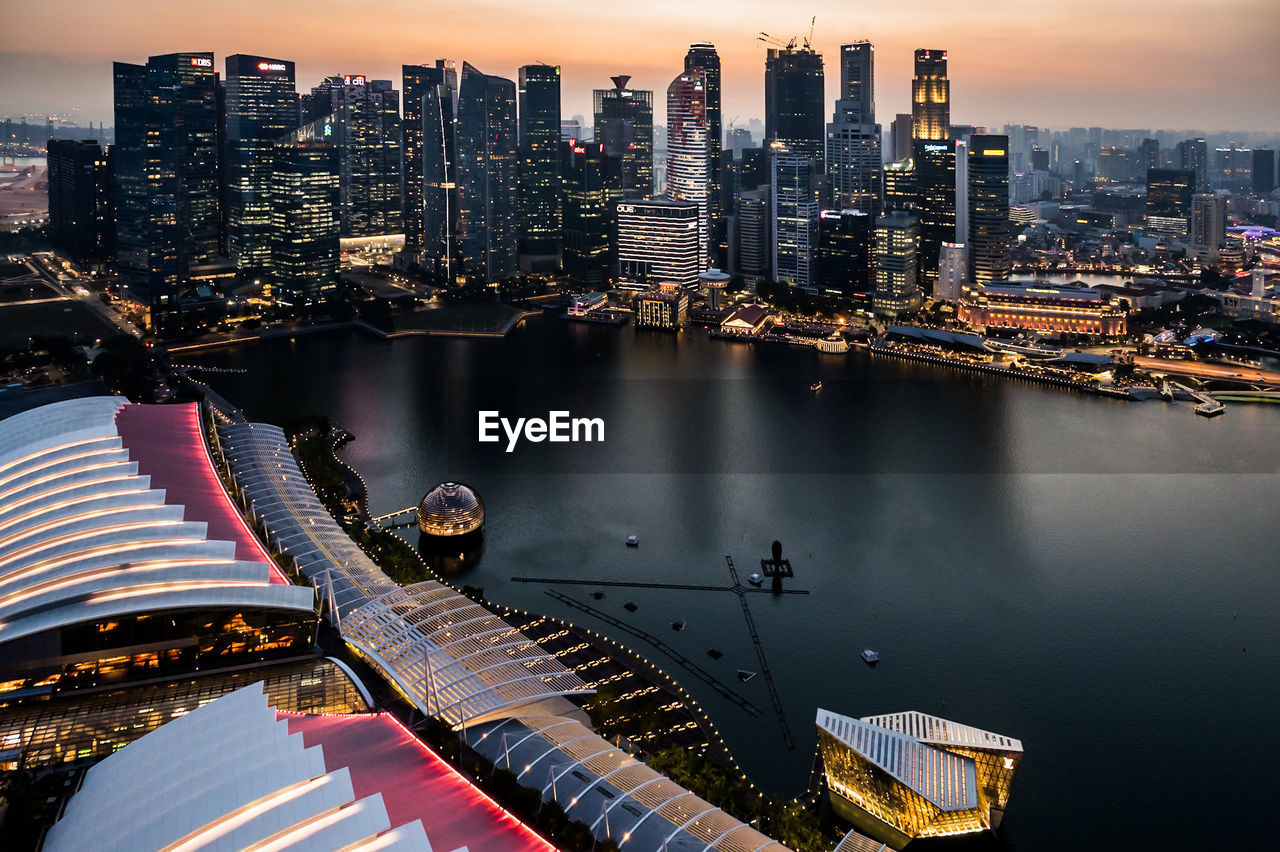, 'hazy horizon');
2,0,1278,134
